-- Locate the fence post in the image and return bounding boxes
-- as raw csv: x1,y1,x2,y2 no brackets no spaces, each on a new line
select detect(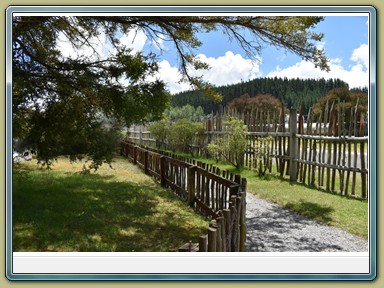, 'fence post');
210,220,222,252
289,108,298,182
230,196,239,252
199,235,208,252
144,151,148,174
208,227,217,252
239,192,247,252
160,156,166,187
223,209,232,252
139,125,143,146
217,216,226,252
133,146,137,164
187,166,196,207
